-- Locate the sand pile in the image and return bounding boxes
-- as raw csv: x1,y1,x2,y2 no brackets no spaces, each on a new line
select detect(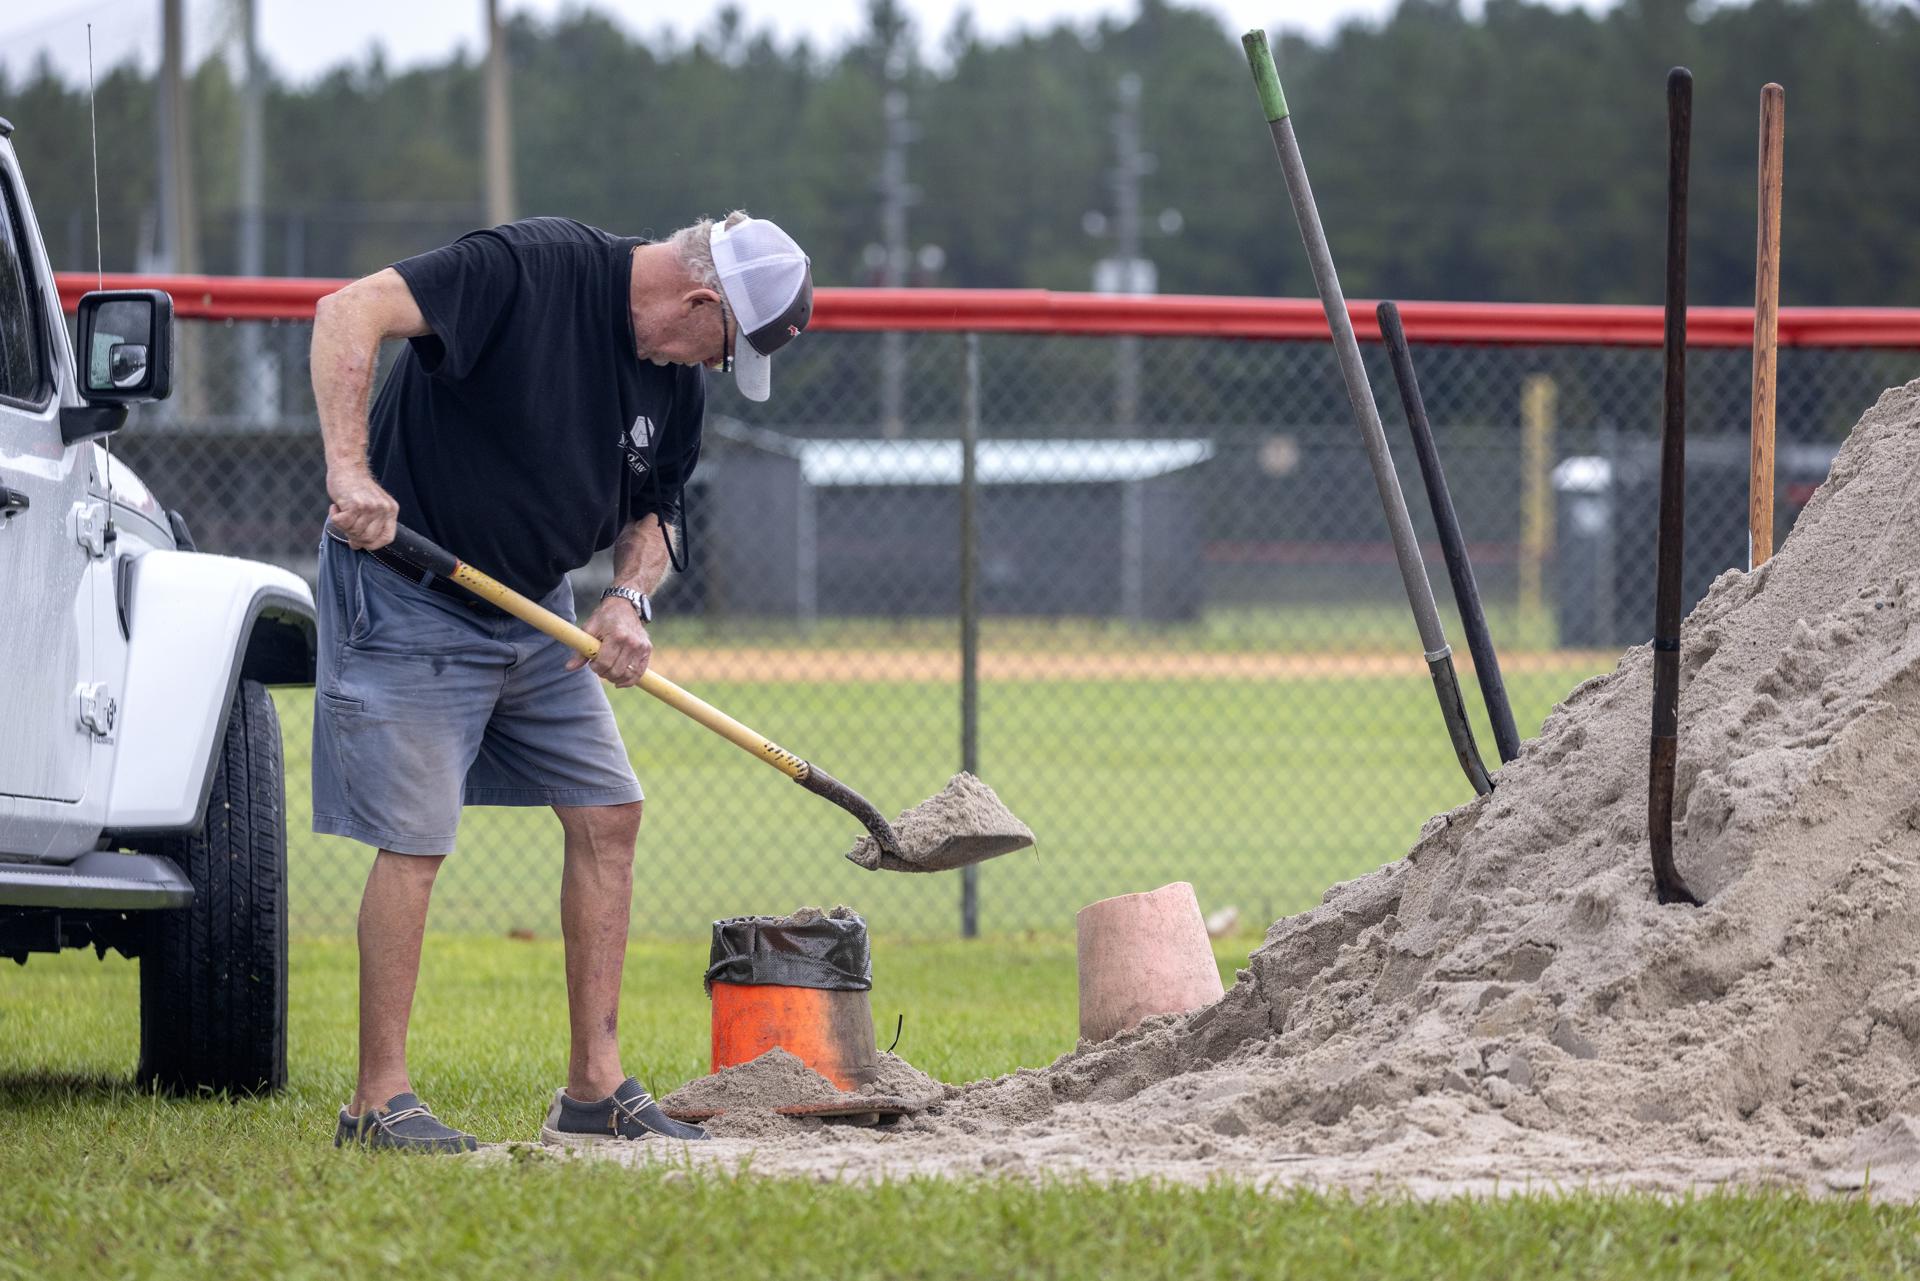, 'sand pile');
936,378,1920,1186
662,1048,845,1116
659,1049,948,1138
559,381,1920,1195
